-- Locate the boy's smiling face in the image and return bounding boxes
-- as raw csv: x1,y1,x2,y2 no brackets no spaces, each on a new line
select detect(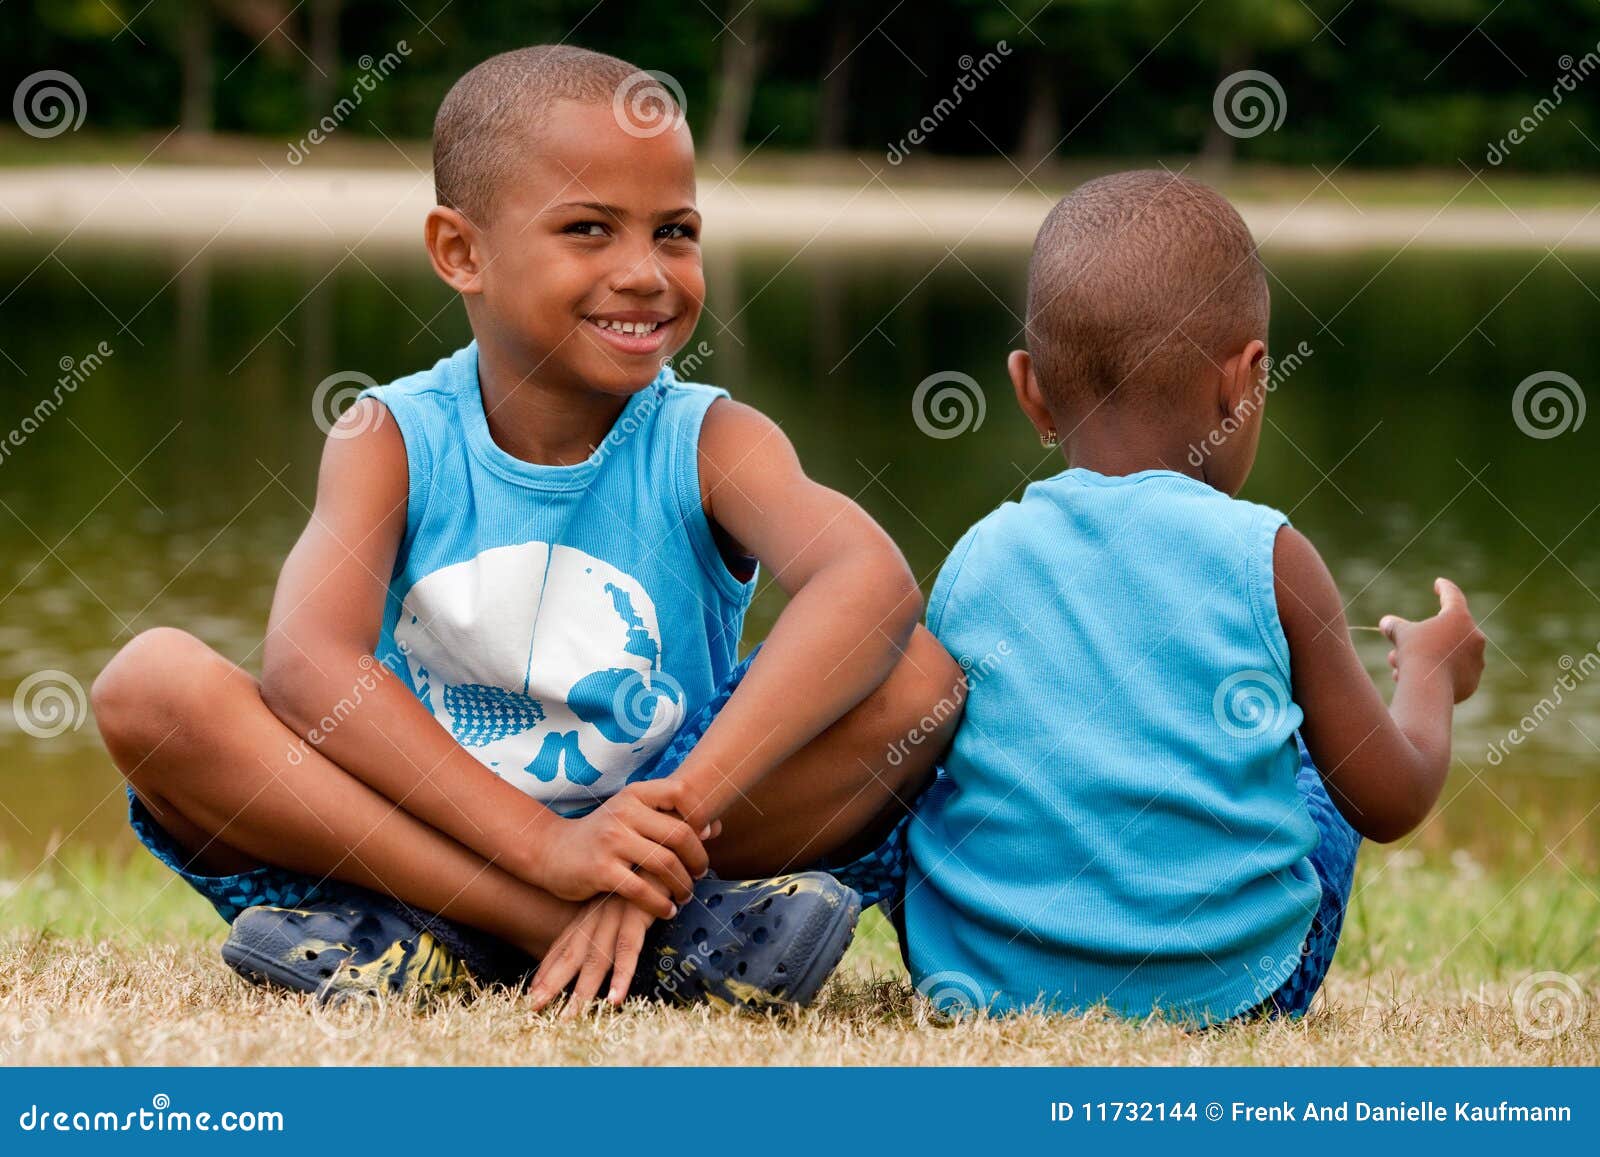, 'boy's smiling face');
435,99,704,399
